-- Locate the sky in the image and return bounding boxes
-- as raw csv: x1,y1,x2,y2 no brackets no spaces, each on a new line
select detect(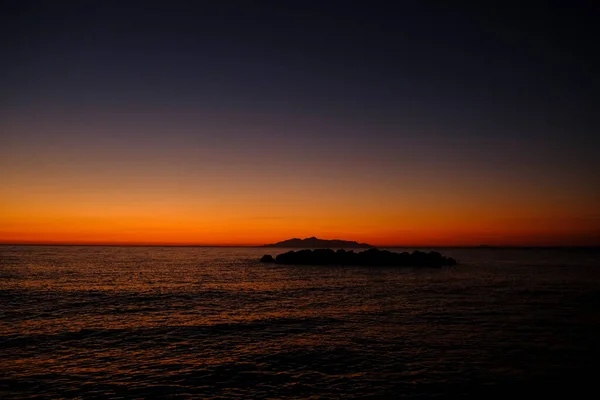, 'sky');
1,1,599,246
